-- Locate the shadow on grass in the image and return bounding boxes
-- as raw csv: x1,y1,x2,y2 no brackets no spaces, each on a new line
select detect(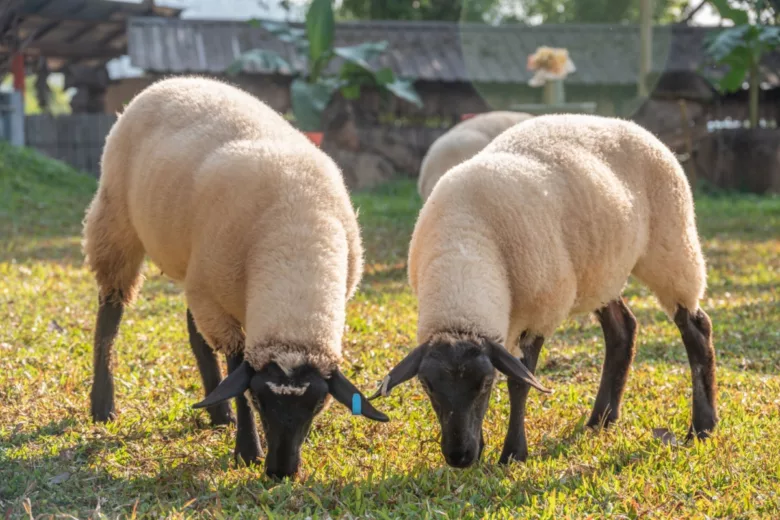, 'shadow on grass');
1,426,659,519
1,415,237,515
1,418,79,445
539,297,779,380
